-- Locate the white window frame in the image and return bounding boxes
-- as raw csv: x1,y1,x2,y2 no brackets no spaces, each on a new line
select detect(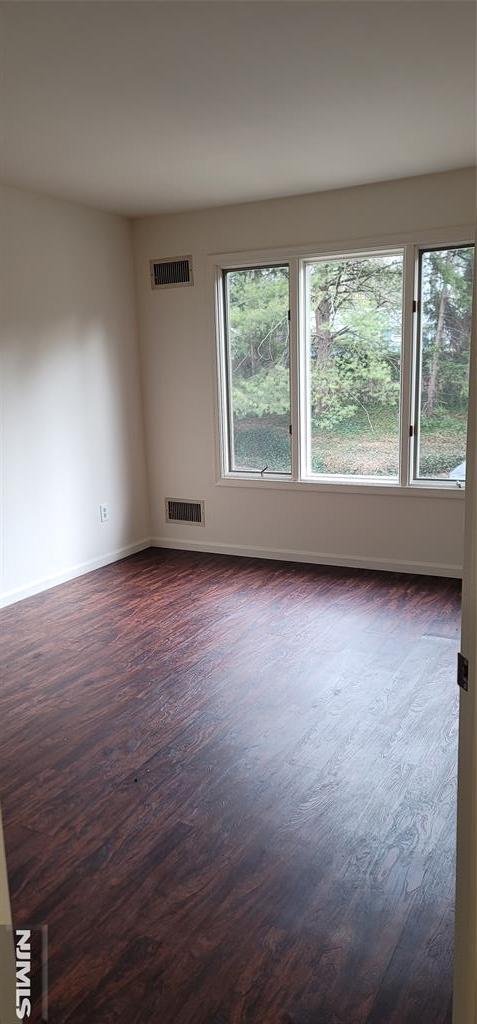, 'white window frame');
411,242,474,489
299,246,406,487
220,262,293,478
211,227,474,499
